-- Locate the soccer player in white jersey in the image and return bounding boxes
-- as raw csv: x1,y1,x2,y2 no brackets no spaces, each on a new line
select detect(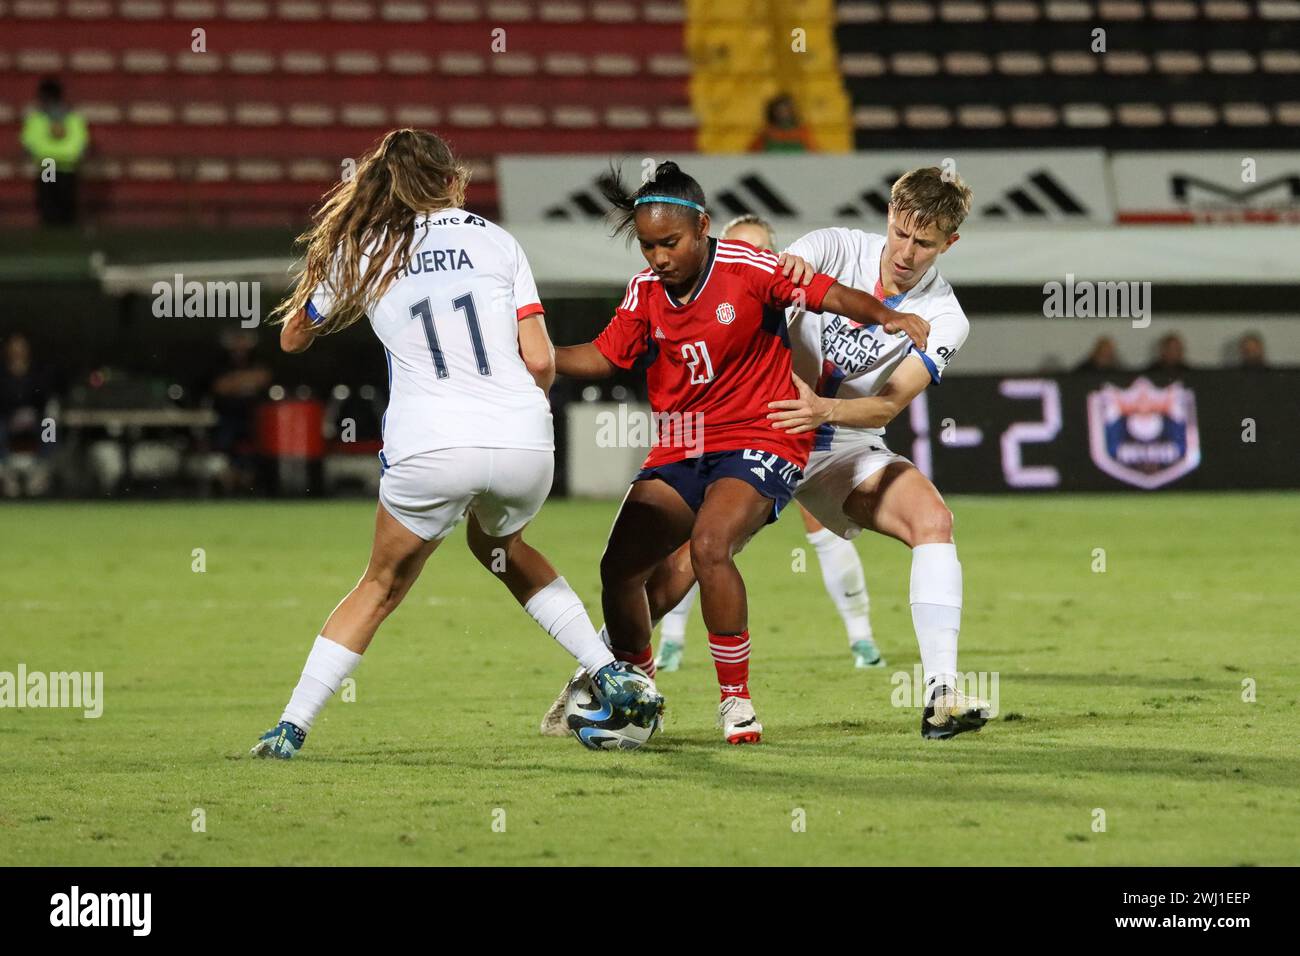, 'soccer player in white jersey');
768,166,989,738
652,214,885,673
249,129,662,758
